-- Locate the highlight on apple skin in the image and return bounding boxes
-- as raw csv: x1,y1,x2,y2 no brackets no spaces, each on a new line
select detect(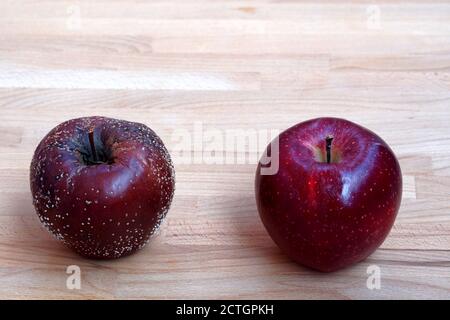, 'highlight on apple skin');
30,116,175,259
255,117,402,272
